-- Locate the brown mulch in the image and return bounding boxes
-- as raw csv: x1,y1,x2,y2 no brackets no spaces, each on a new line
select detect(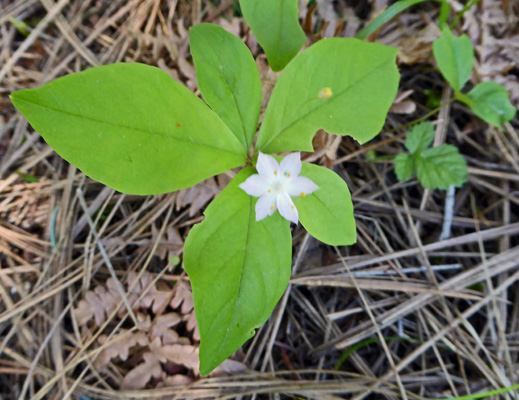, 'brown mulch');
1,1,518,399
